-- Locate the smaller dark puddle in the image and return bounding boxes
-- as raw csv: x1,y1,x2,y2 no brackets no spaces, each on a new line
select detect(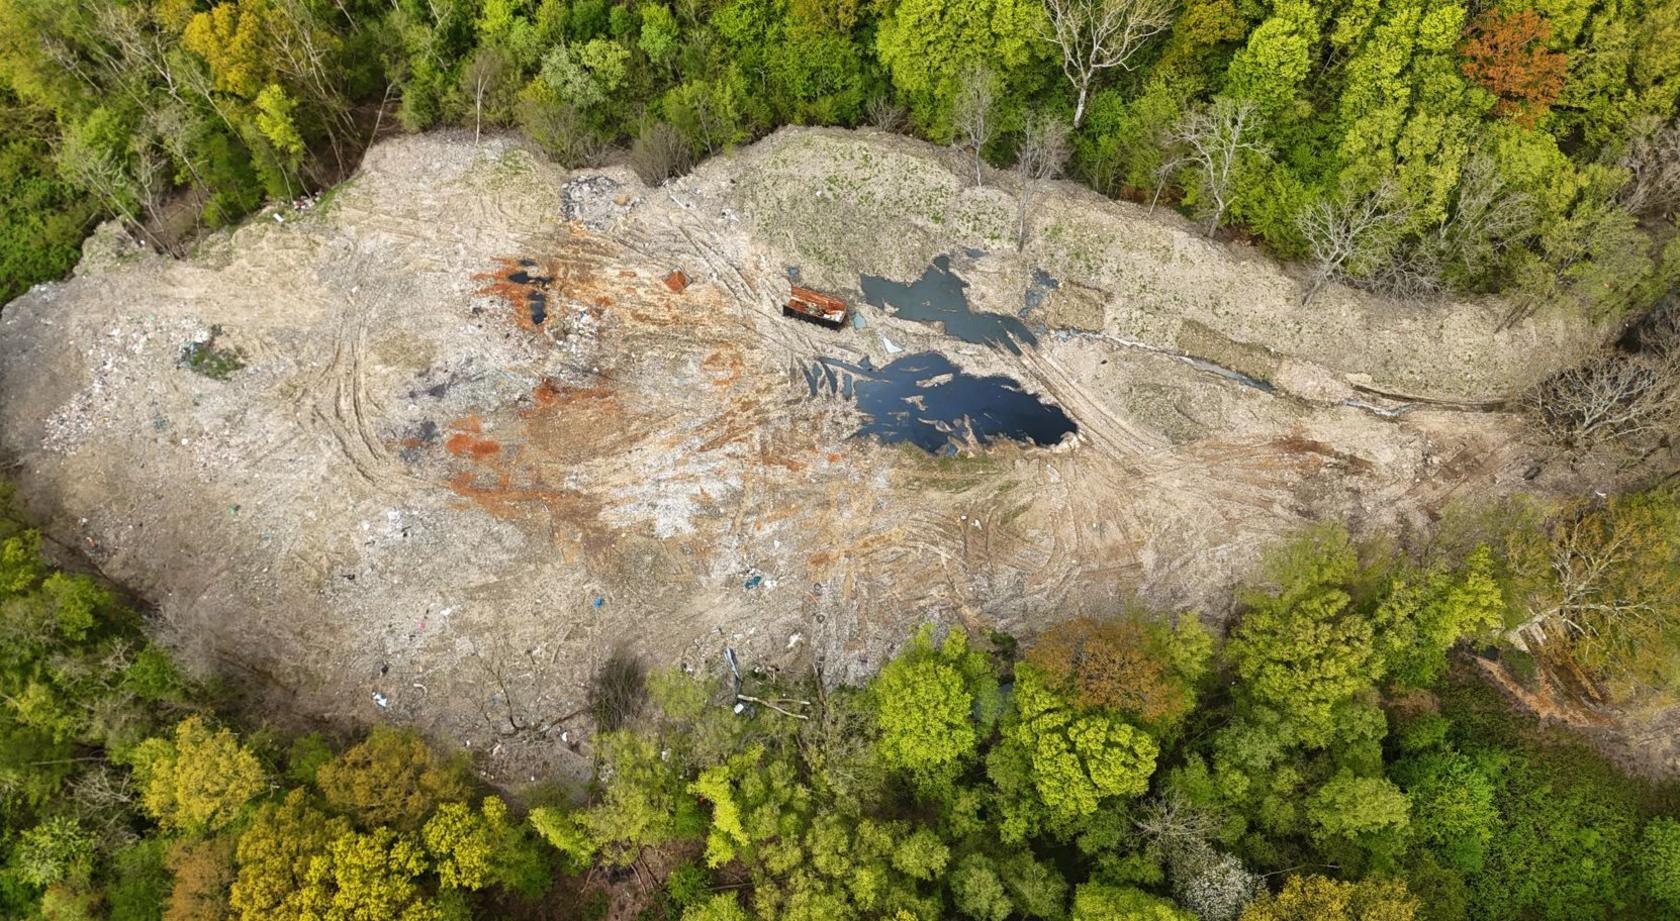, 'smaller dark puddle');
477,258,555,329
807,352,1077,453
1023,269,1058,316
861,256,1037,355
506,267,553,326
